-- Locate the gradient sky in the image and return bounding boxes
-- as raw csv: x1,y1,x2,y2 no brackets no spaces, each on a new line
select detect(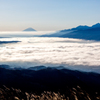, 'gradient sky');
0,0,100,31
